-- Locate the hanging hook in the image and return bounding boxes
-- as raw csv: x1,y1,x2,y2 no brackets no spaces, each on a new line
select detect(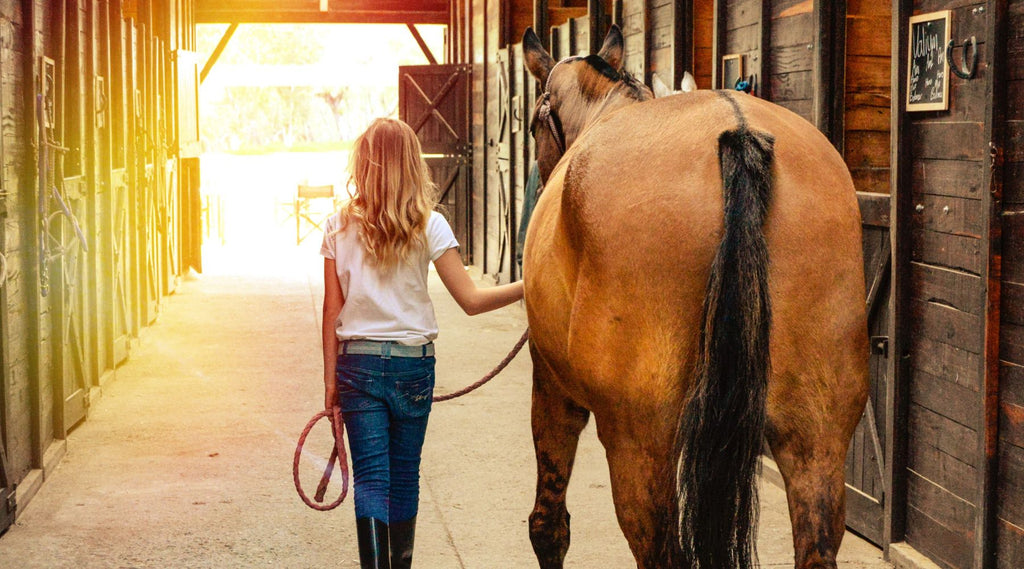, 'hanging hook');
946,36,978,80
